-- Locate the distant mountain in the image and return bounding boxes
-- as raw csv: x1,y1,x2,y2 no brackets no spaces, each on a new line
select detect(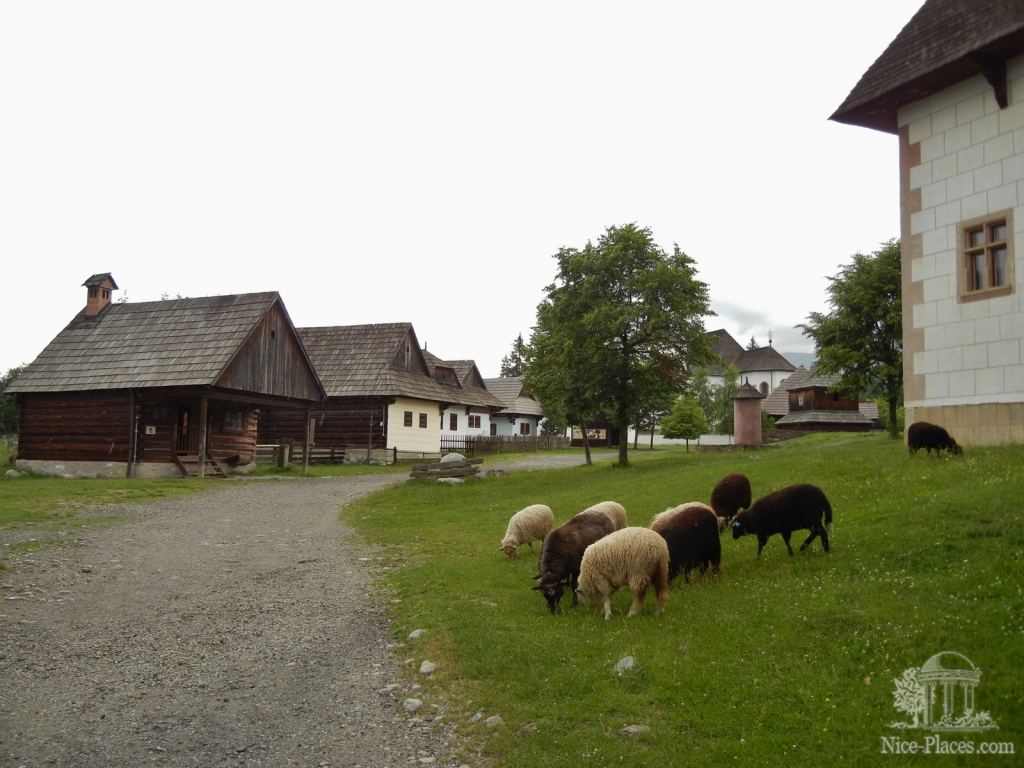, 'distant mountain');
781,351,816,369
